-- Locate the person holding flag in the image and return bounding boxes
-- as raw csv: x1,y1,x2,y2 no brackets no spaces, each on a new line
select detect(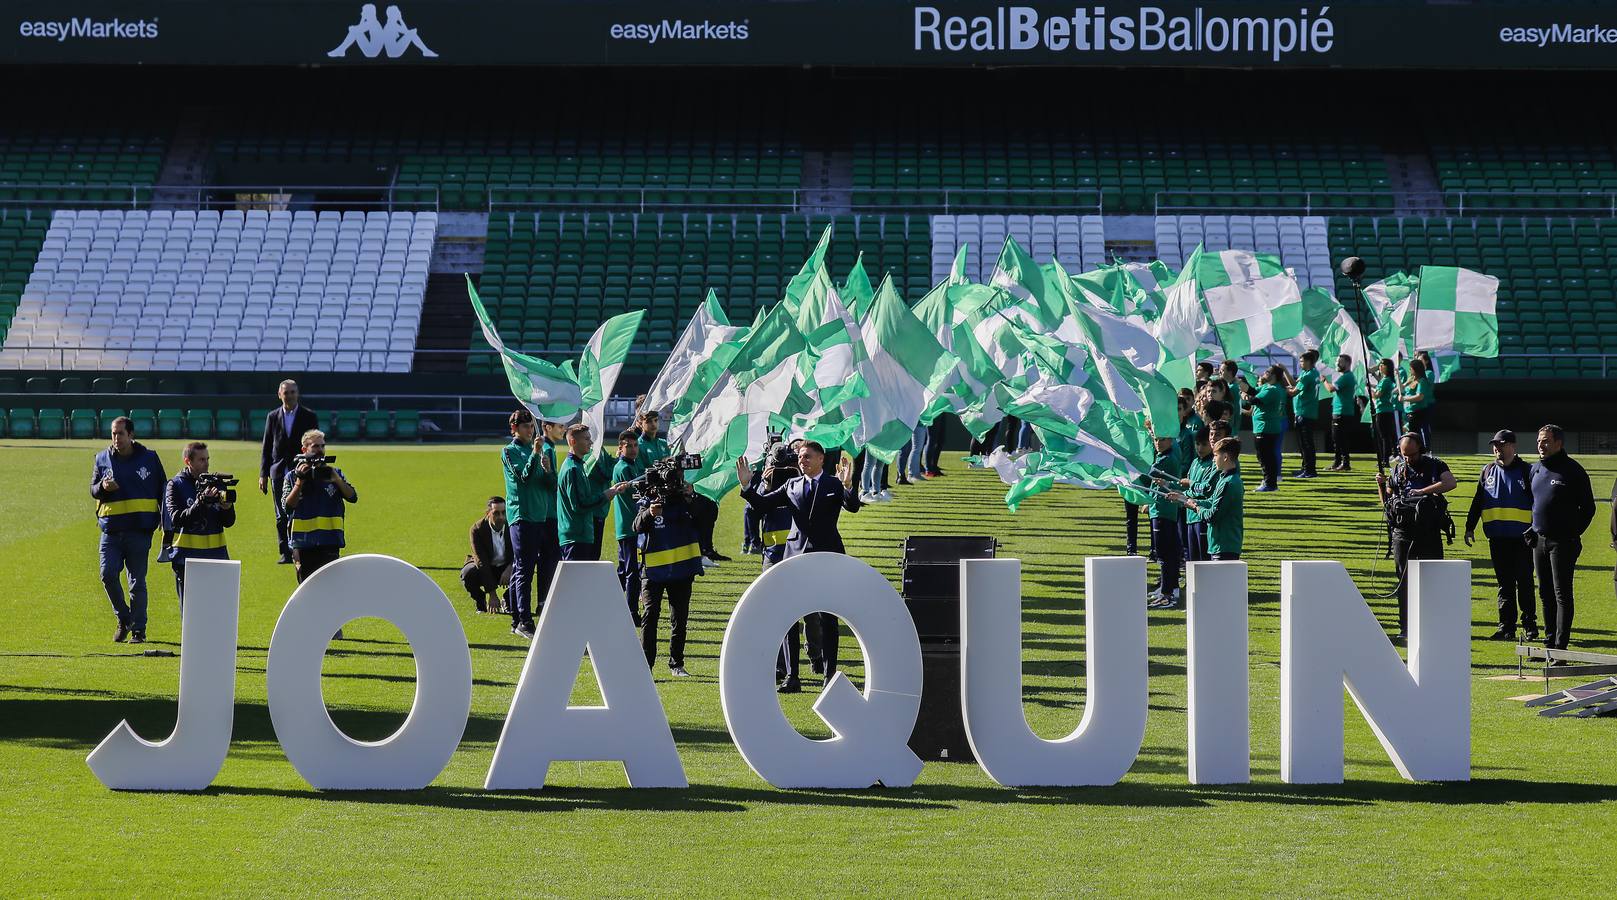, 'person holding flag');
1401,357,1435,451
1147,435,1188,609
1320,353,1359,471
1289,349,1322,479
1169,436,1245,561
1371,358,1400,465
1240,364,1292,493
